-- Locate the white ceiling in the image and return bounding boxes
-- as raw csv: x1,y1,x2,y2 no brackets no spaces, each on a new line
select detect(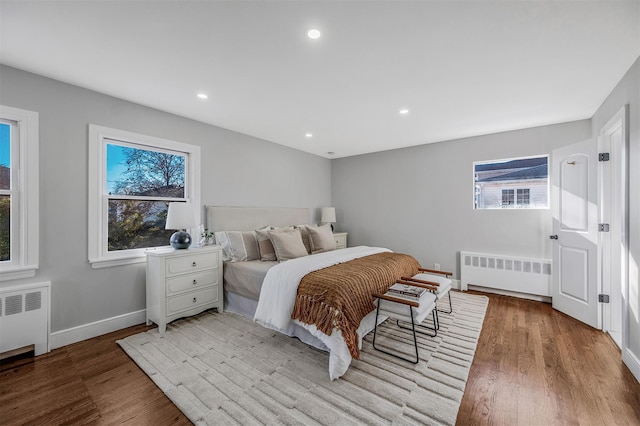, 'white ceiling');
1,1,639,158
